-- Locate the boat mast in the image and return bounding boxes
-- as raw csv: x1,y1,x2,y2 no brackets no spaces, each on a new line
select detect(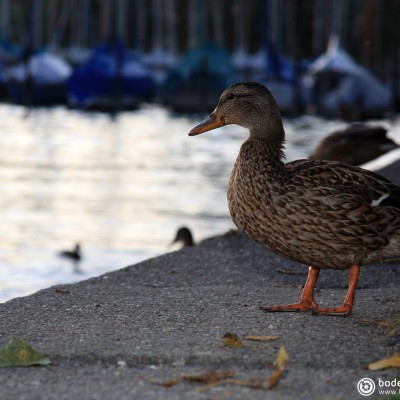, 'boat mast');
0,0,10,42
117,0,127,43
32,0,43,50
165,0,177,60
135,0,146,52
